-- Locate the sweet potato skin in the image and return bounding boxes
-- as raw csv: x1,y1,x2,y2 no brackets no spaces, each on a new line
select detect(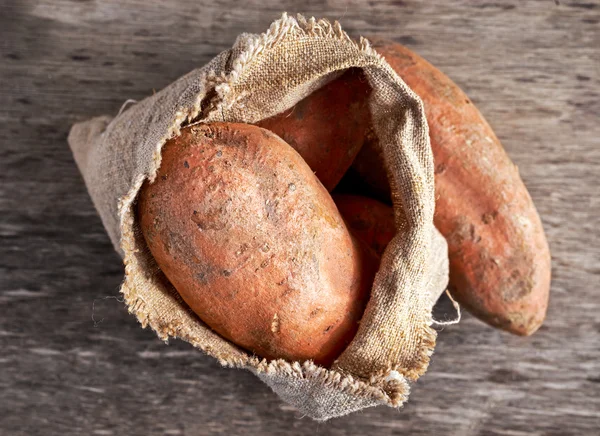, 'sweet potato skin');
333,194,395,257
353,39,551,335
256,68,372,191
137,123,377,366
